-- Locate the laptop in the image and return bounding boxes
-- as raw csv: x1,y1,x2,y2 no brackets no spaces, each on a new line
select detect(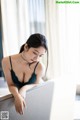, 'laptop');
0,80,54,120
